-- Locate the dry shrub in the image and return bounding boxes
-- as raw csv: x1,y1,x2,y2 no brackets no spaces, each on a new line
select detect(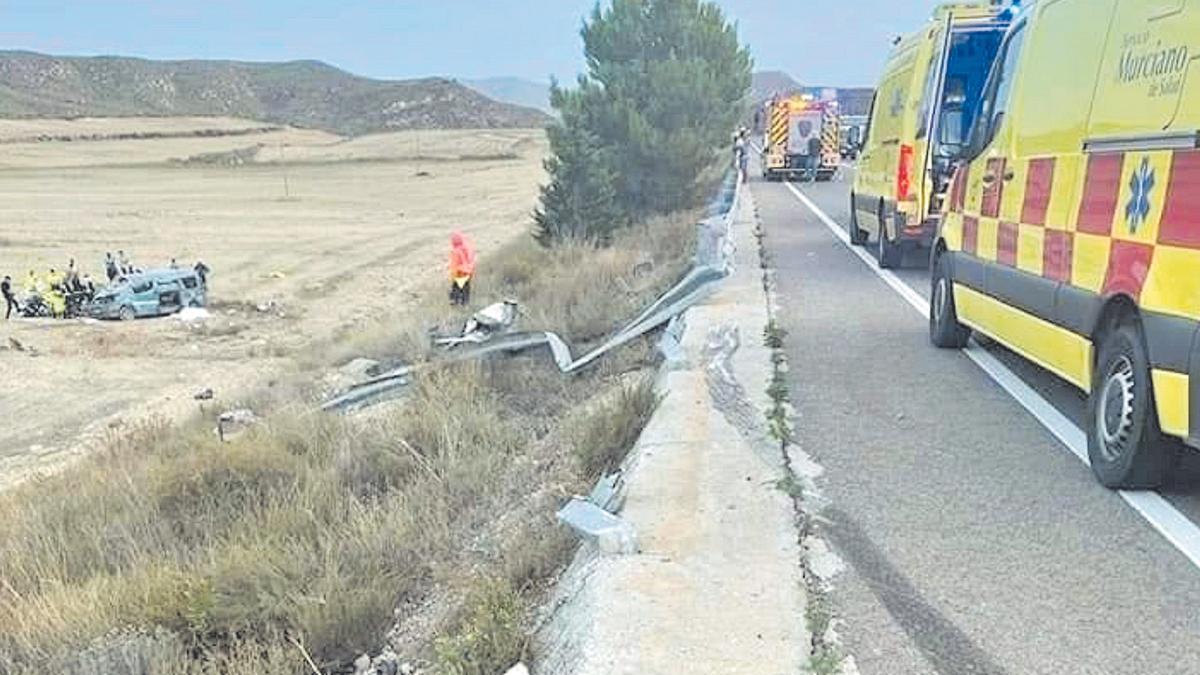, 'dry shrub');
0,205,696,672
433,577,525,675
572,375,659,478
479,210,698,344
